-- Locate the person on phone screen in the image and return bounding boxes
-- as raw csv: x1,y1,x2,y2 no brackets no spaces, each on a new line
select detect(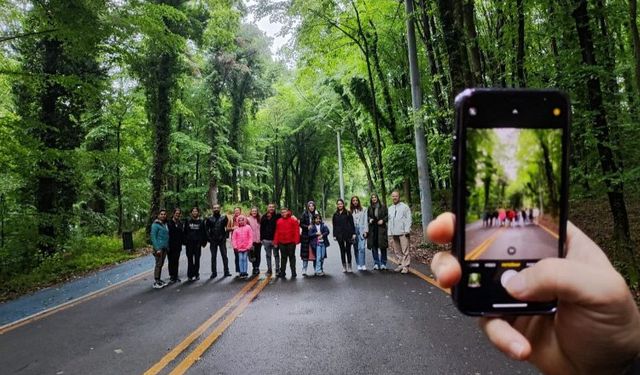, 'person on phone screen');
427,212,640,375
388,191,412,274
